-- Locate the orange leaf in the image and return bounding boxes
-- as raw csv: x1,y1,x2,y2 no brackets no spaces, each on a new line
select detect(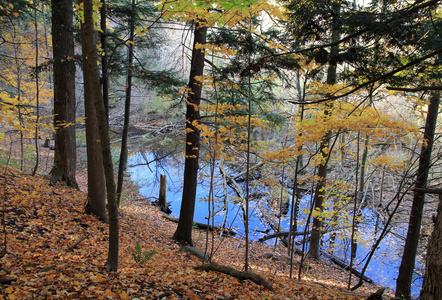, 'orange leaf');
104,289,117,297
119,290,129,299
